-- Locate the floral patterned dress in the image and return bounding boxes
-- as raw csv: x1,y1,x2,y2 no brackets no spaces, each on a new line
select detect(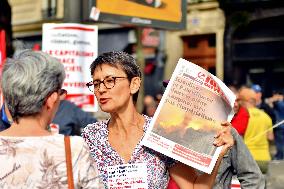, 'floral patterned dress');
82,115,175,189
0,134,103,189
